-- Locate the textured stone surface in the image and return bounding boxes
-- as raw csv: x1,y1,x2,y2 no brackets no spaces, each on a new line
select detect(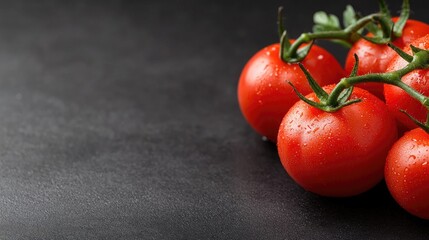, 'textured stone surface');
0,0,428,239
